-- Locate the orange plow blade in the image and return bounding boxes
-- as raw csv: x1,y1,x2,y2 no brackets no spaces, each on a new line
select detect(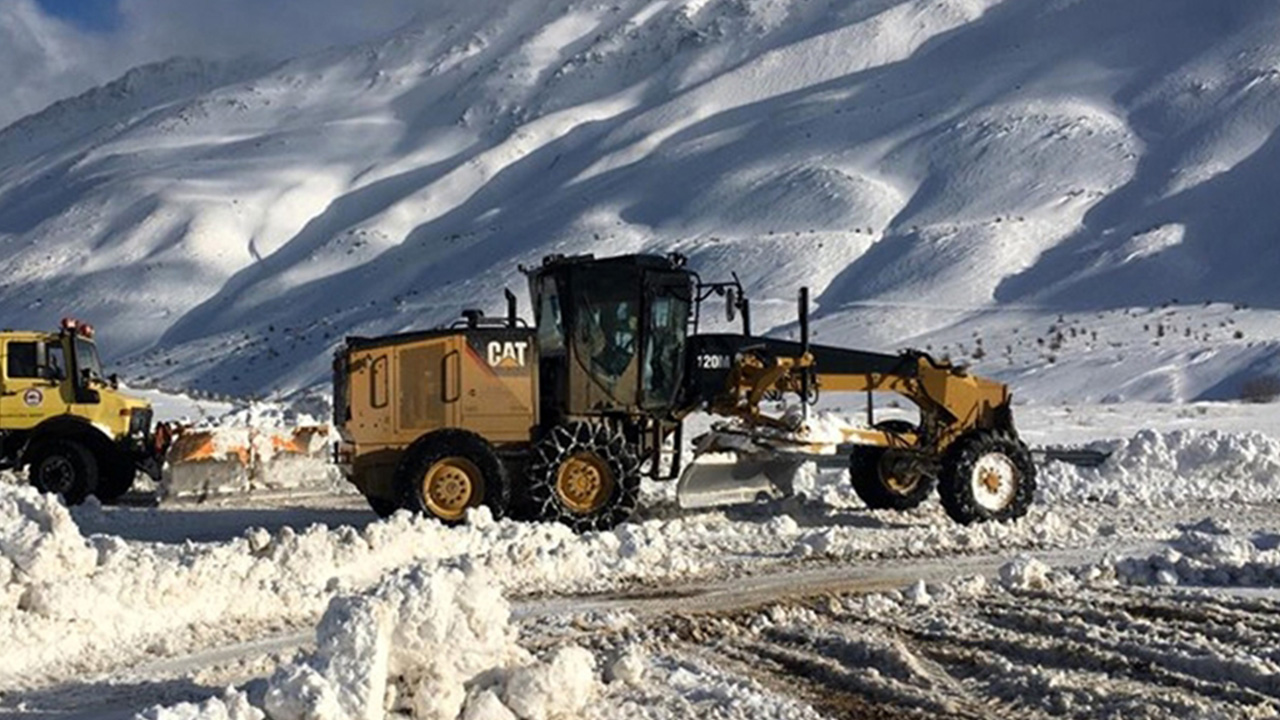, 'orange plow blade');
162,425,334,500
